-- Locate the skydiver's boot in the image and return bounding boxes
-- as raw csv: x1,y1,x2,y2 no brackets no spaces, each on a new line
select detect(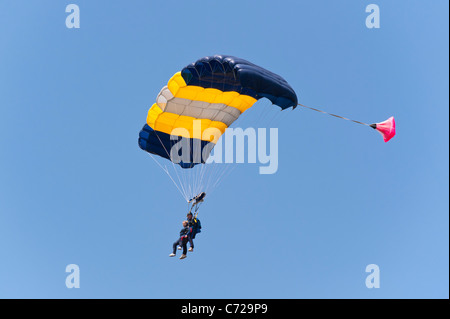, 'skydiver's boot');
169,253,176,257
188,247,193,252
179,254,187,260
177,246,182,250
